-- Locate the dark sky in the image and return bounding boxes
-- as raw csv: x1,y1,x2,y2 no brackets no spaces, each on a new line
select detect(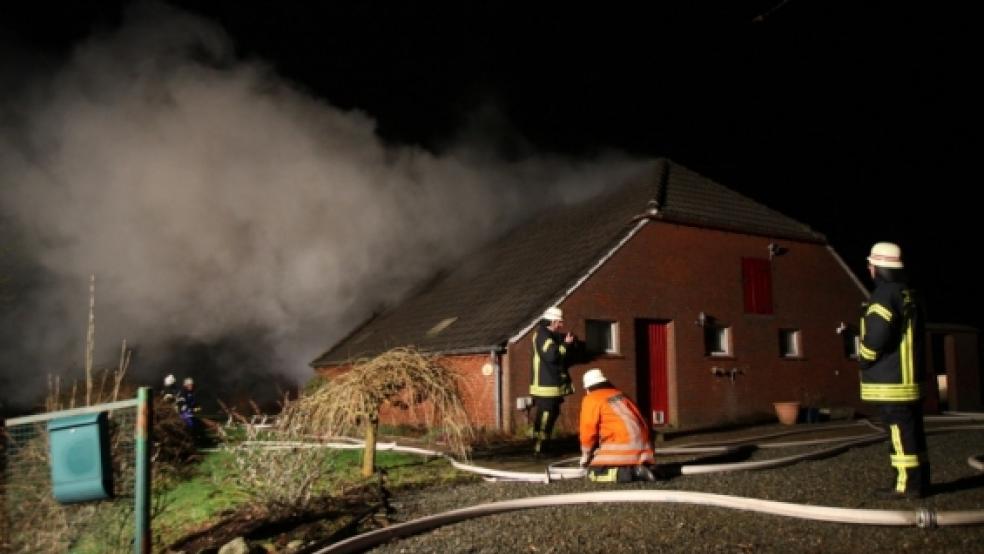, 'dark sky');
3,0,981,328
